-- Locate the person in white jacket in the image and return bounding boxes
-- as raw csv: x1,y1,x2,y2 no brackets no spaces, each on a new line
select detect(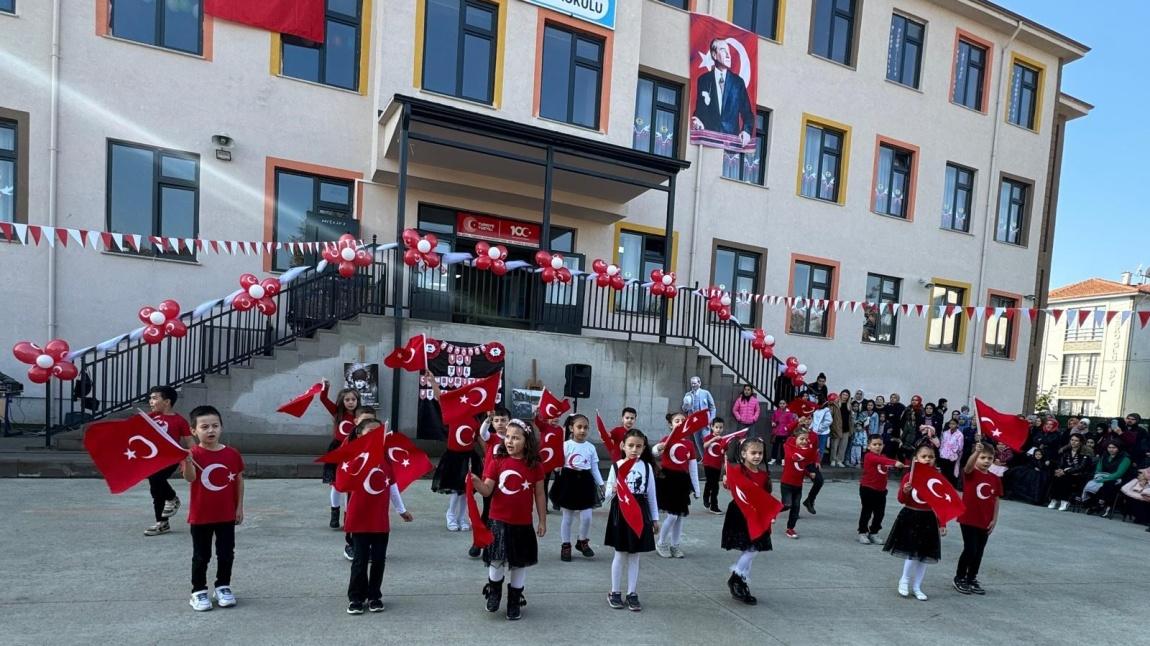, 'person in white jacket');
812,399,834,463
